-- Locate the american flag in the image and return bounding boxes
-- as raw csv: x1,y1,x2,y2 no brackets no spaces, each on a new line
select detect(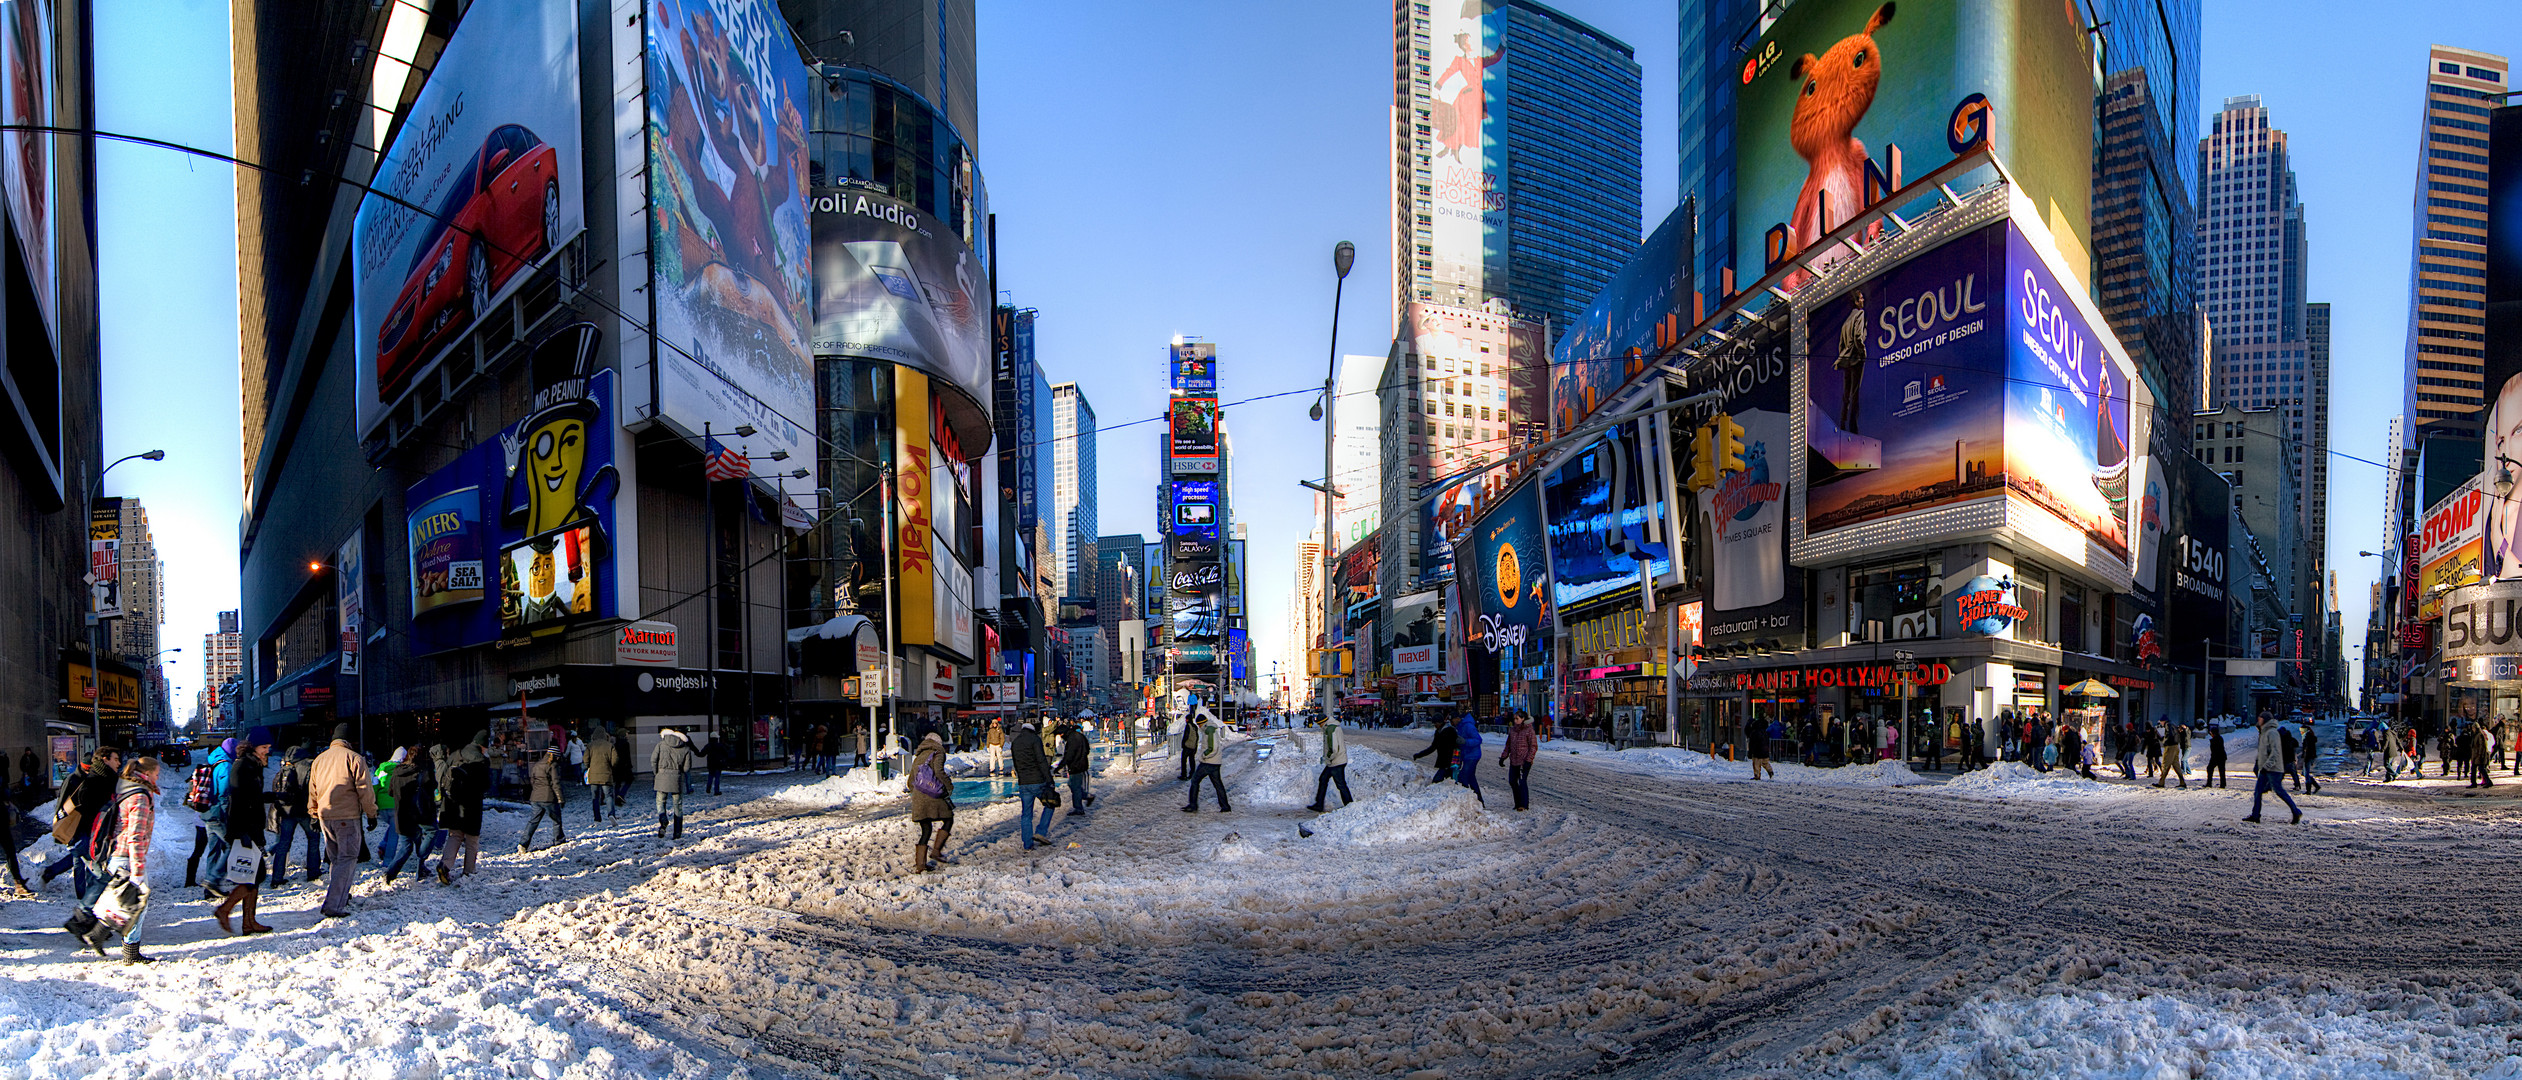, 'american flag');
703,437,749,482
